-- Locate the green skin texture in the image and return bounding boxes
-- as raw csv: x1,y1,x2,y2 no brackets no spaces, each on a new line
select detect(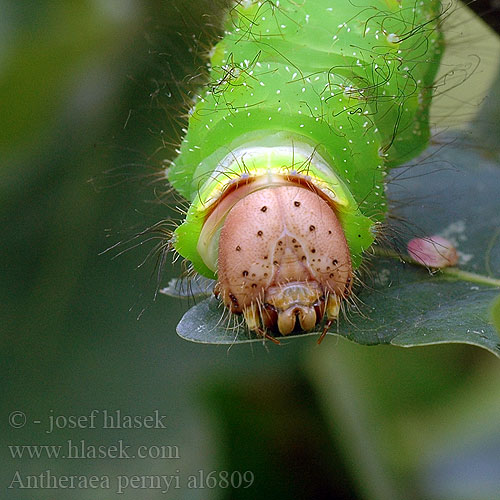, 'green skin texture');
169,0,444,279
